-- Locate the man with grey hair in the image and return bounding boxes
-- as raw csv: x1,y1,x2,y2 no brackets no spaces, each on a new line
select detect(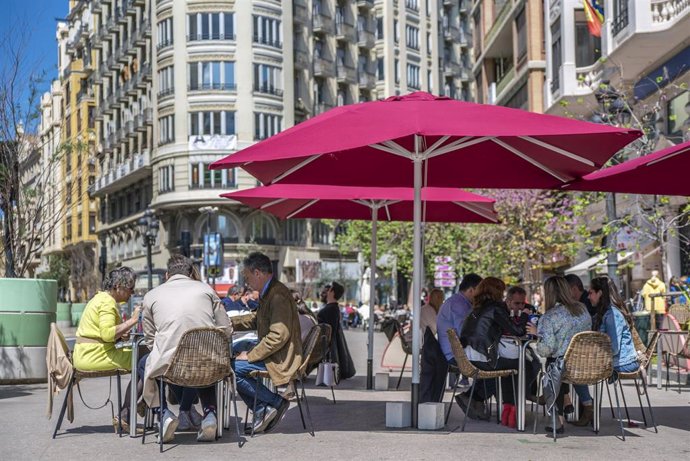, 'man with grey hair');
142,254,232,443
232,252,302,434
